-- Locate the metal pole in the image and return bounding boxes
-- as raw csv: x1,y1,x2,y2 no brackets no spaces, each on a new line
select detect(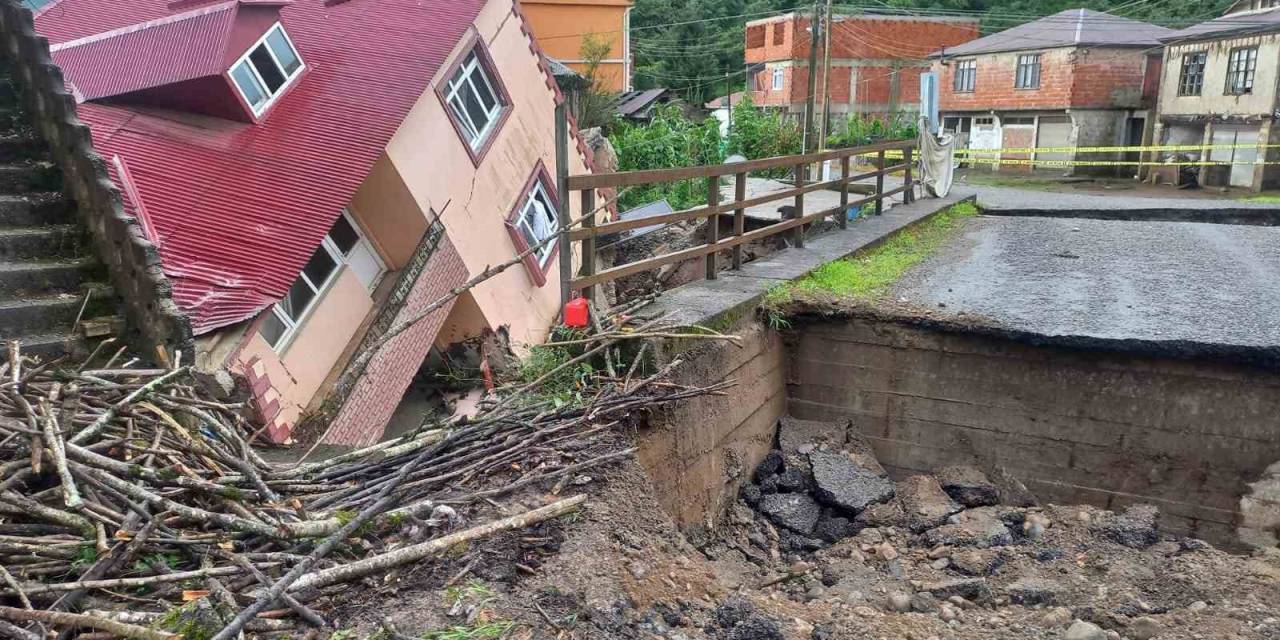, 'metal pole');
554,102,572,306
819,0,833,151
